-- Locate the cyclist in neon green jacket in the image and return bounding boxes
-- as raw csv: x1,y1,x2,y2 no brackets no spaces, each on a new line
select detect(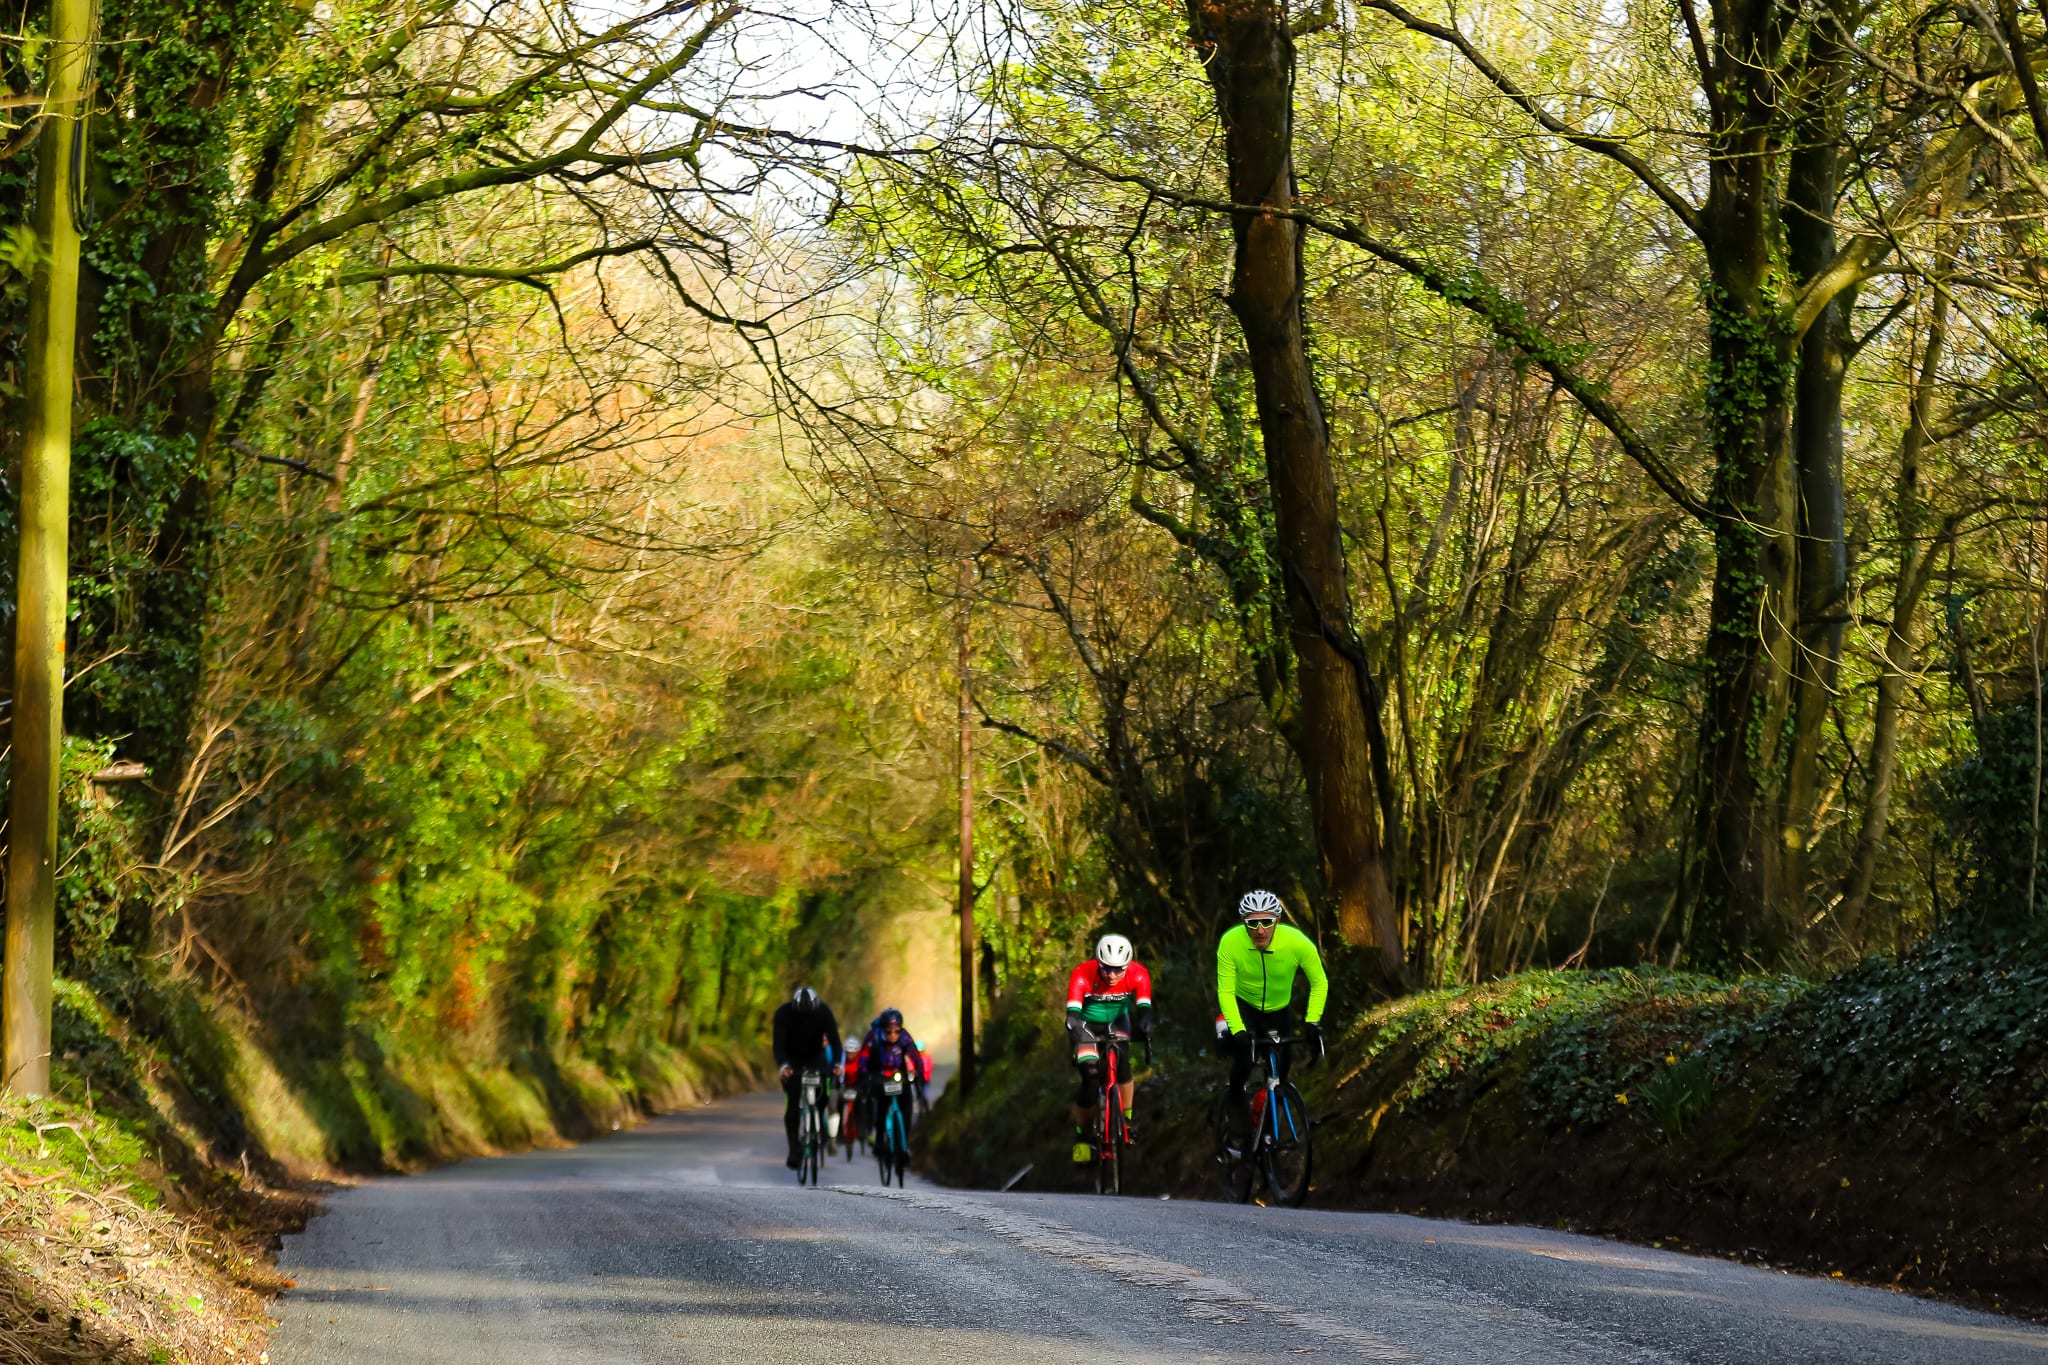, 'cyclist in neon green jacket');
1216,889,1327,1106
